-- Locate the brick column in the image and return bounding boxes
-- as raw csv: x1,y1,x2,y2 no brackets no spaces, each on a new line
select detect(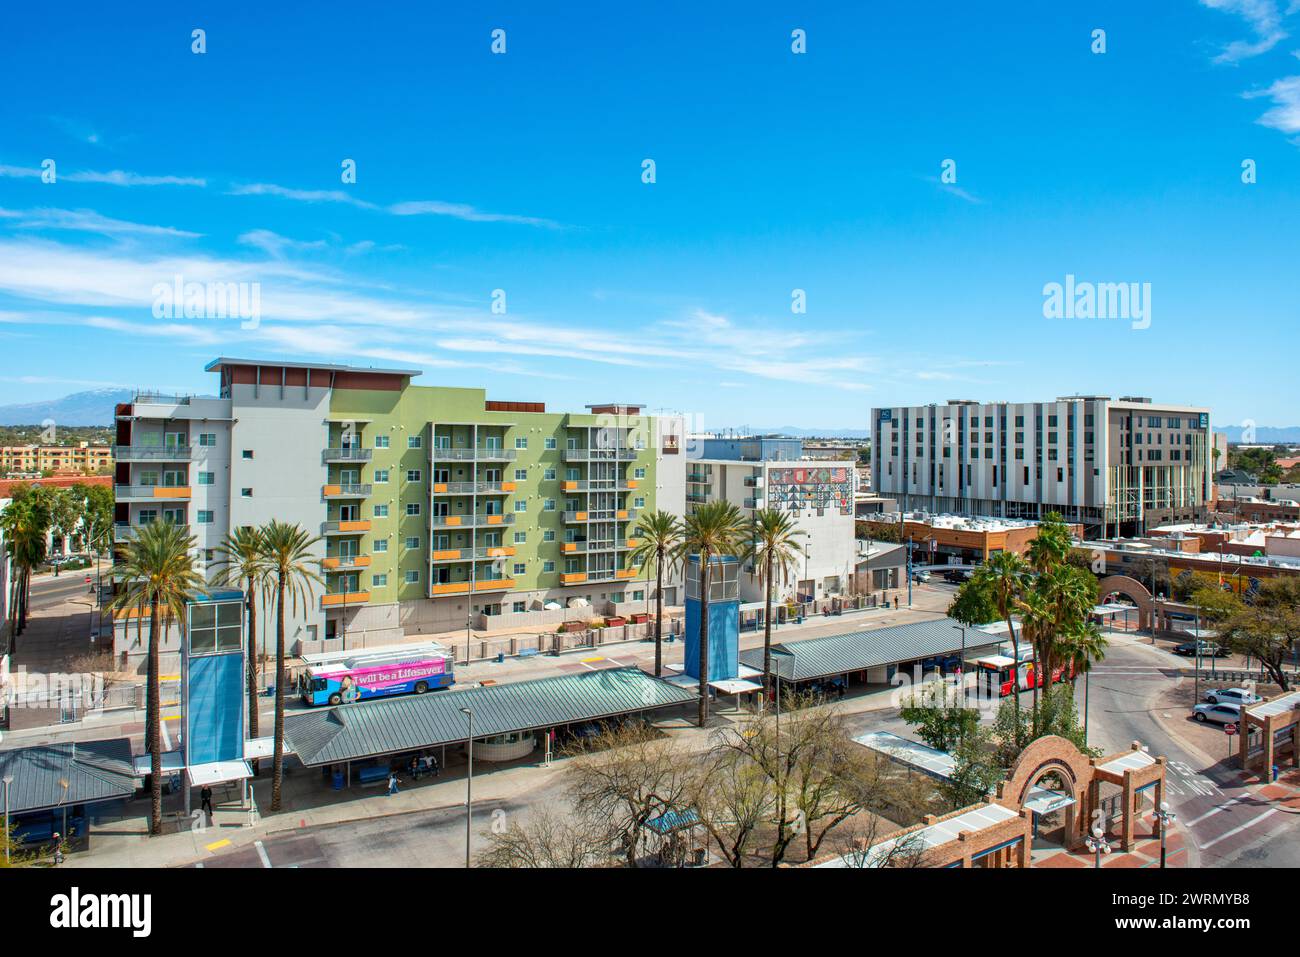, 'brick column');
1121,771,1135,851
